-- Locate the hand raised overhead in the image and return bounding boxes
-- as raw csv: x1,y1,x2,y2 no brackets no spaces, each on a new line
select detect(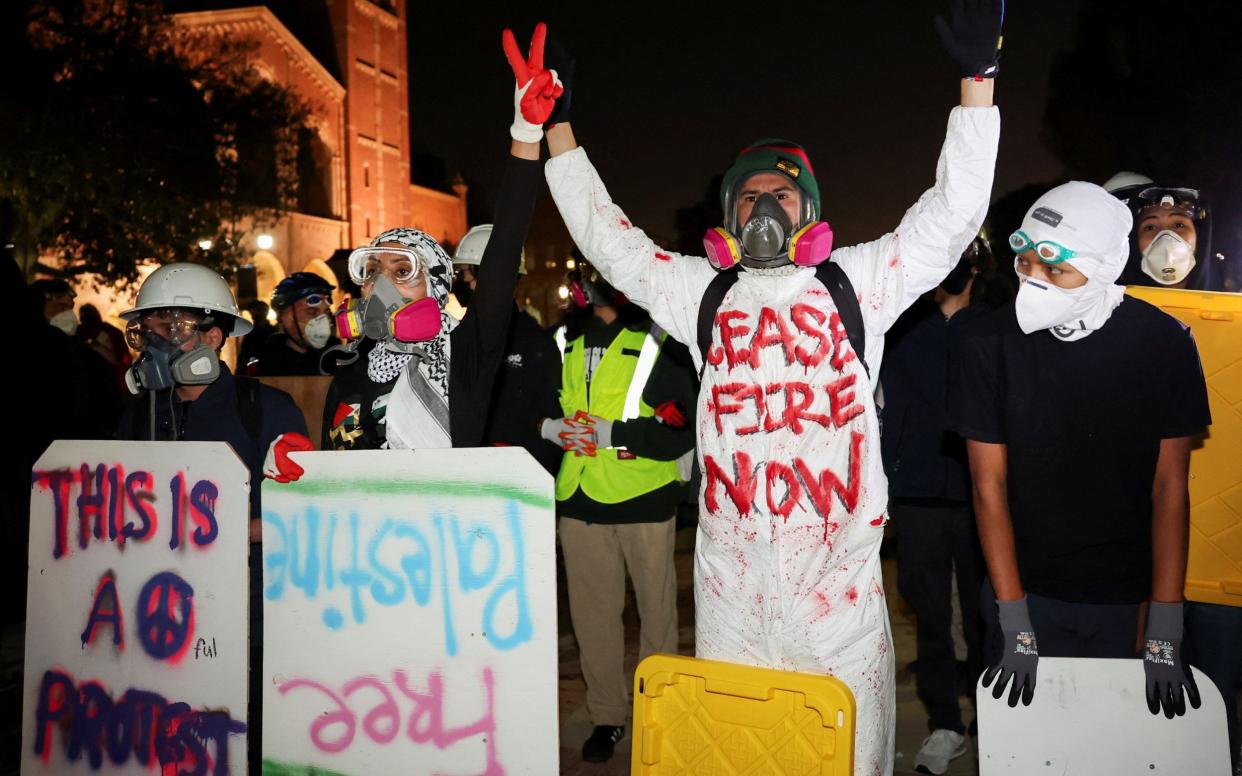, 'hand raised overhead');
502,22,564,143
